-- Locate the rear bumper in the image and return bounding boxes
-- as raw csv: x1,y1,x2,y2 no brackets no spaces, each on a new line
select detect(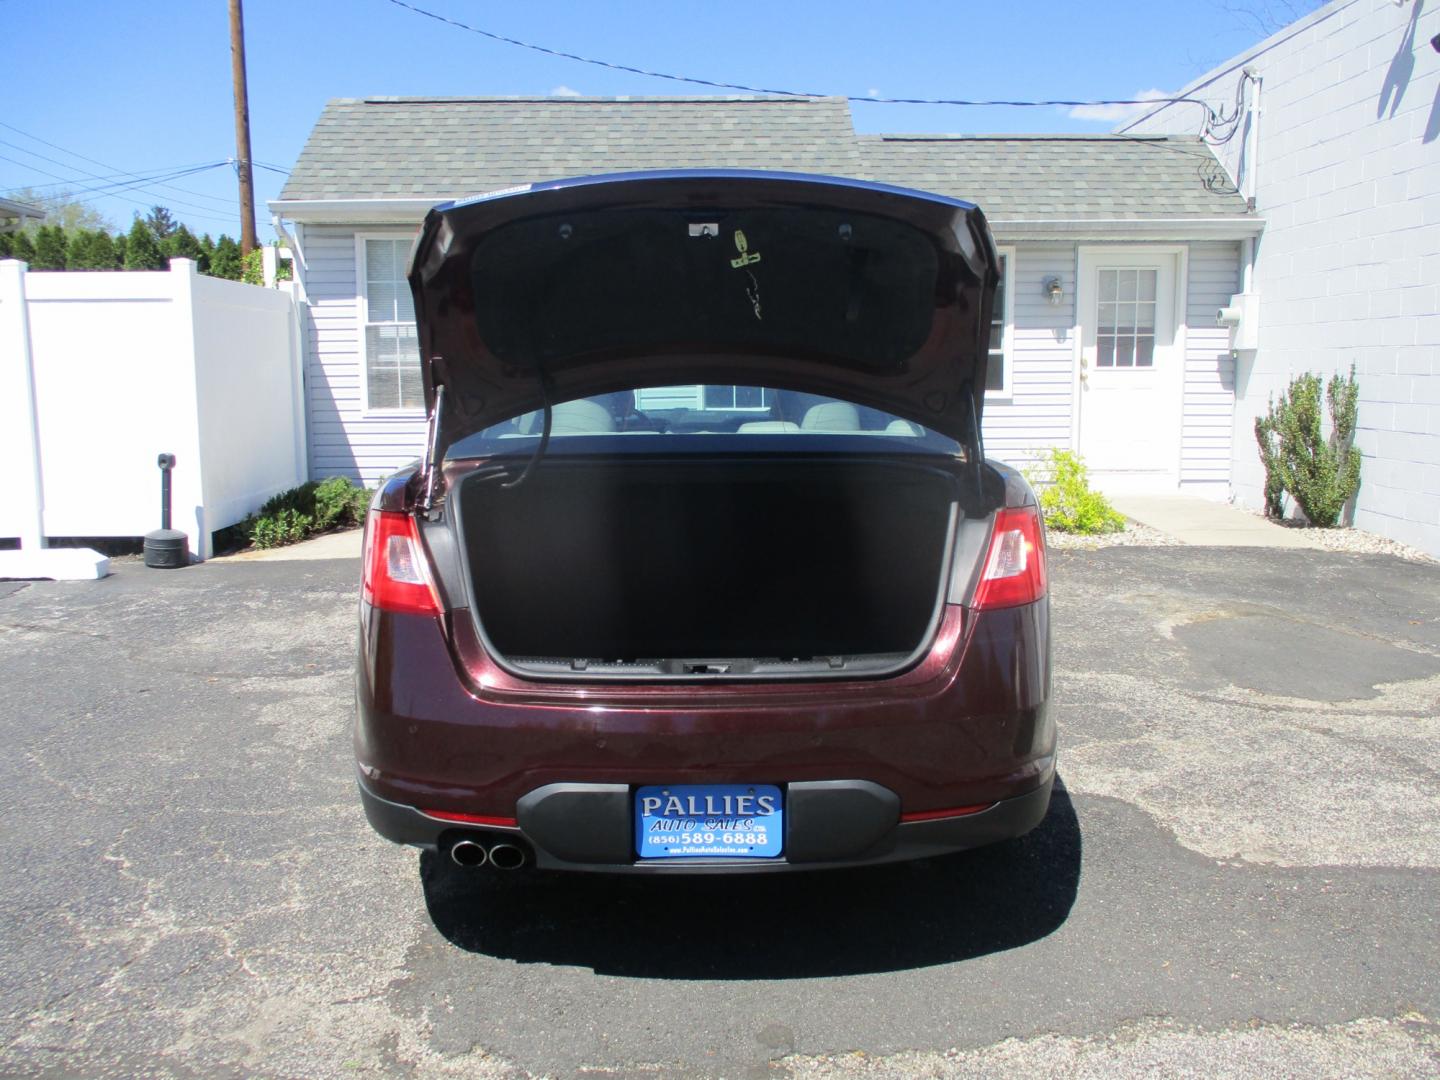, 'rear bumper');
358,770,1054,873
358,600,1053,816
